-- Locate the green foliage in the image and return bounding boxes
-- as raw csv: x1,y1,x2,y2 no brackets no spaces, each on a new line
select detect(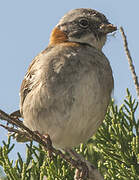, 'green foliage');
87,89,139,180
0,141,74,180
0,90,139,180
